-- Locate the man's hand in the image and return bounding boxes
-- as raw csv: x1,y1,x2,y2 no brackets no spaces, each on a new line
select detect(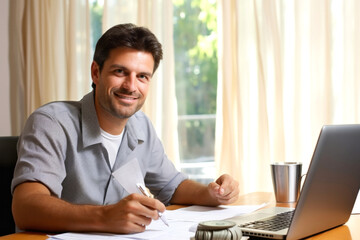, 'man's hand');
207,174,239,205
101,193,166,233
